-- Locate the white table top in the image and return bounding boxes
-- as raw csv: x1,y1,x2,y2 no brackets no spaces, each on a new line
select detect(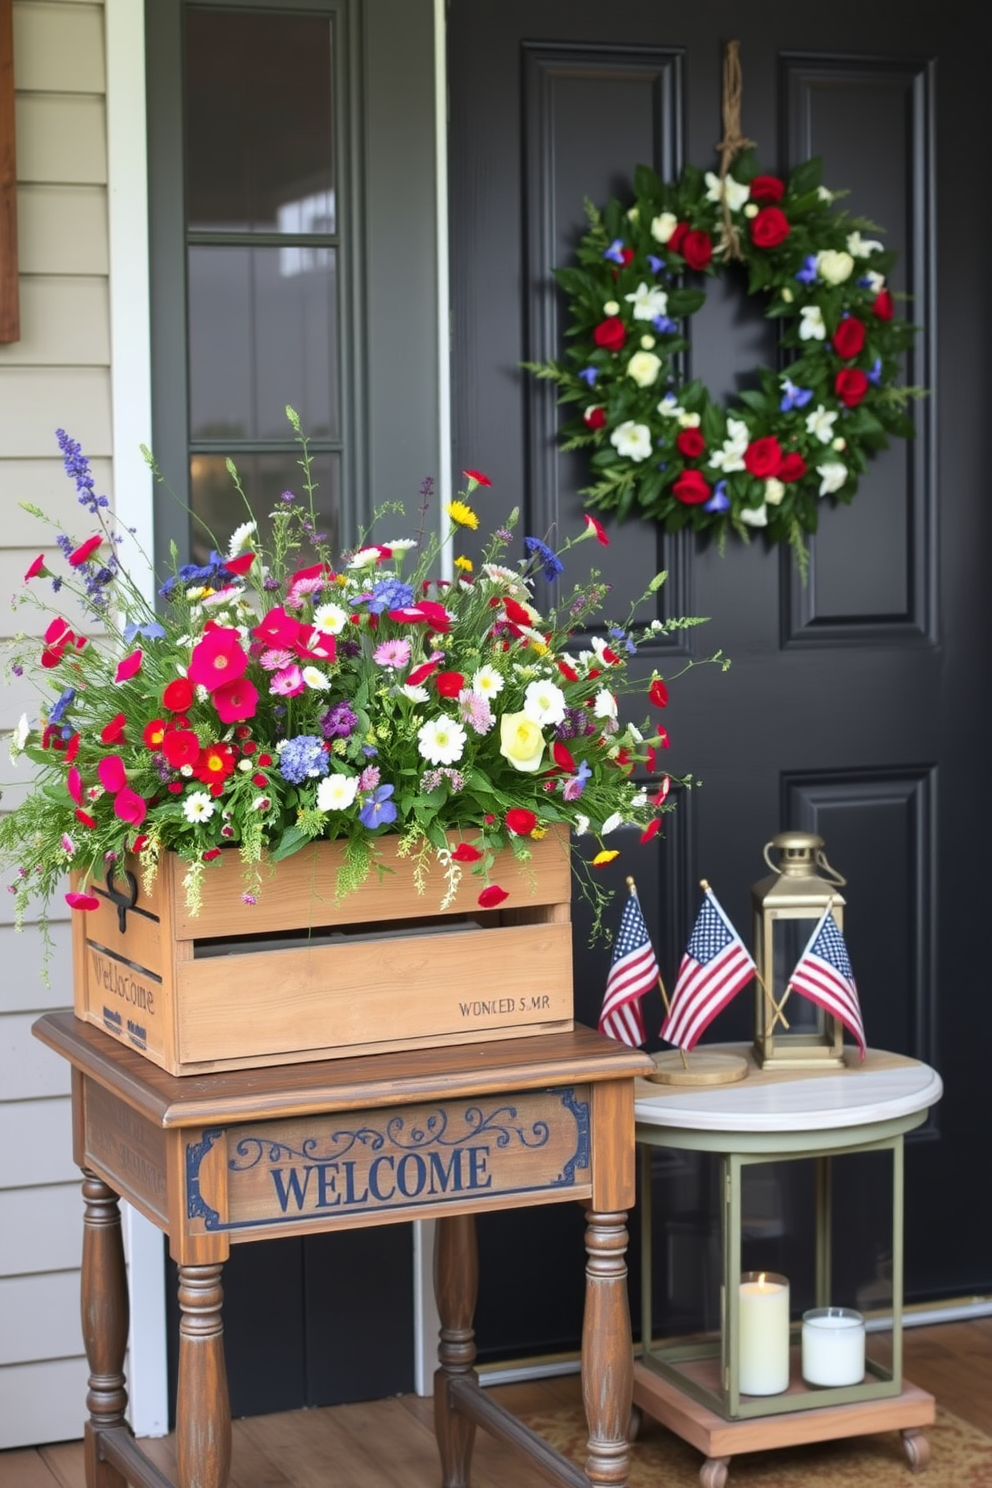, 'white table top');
634,1047,943,1134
